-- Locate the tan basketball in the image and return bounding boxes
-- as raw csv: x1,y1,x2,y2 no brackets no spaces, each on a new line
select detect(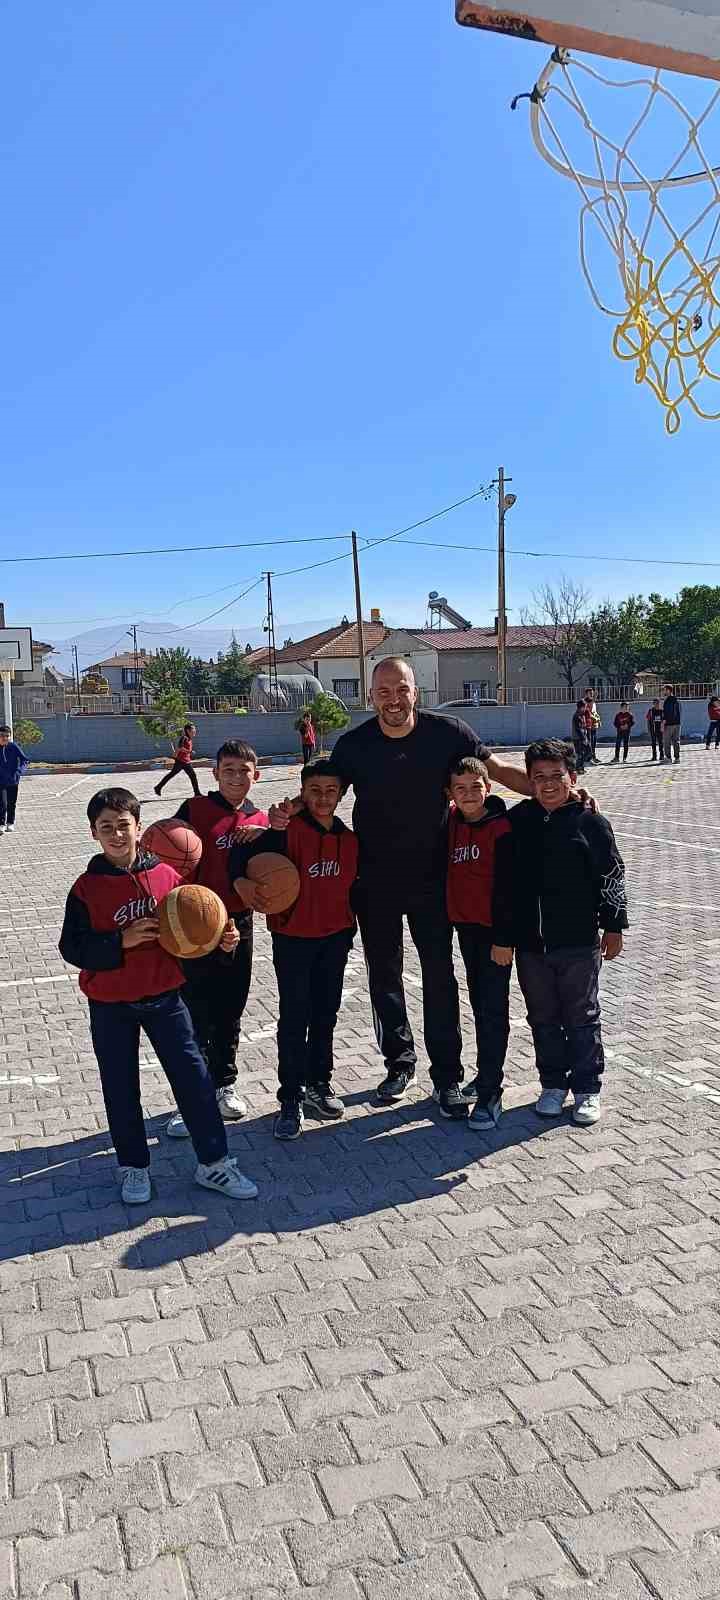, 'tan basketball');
157,884,227,959
246,852,300,915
